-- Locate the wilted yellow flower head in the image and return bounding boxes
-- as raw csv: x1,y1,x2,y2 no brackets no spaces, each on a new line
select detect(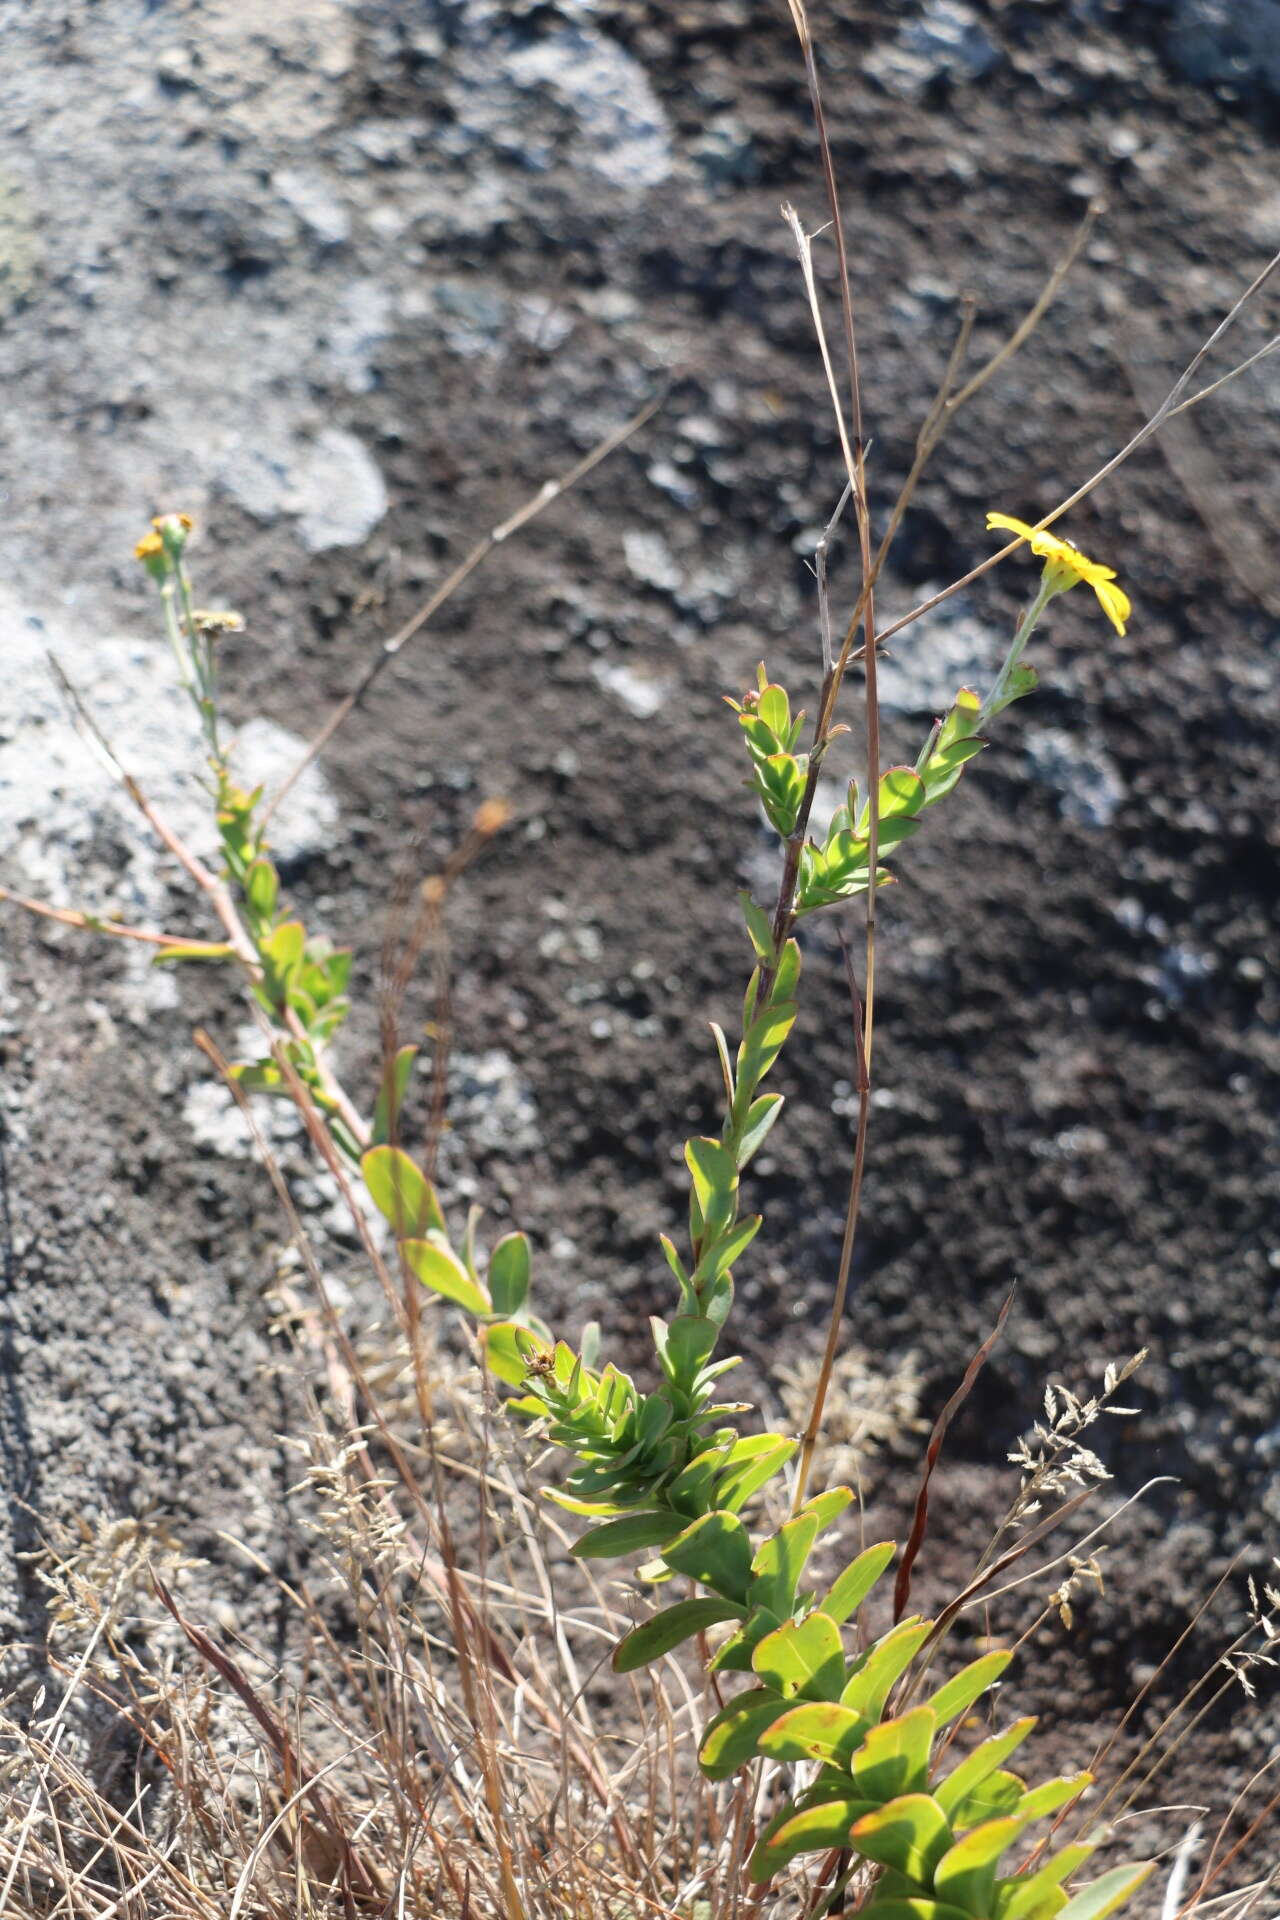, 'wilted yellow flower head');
134,529,165,564
986,511,1130,637
153,511,194,558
